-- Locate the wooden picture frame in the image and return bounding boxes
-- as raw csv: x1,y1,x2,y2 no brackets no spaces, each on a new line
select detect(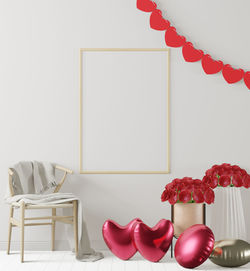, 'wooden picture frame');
79,48,170,174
